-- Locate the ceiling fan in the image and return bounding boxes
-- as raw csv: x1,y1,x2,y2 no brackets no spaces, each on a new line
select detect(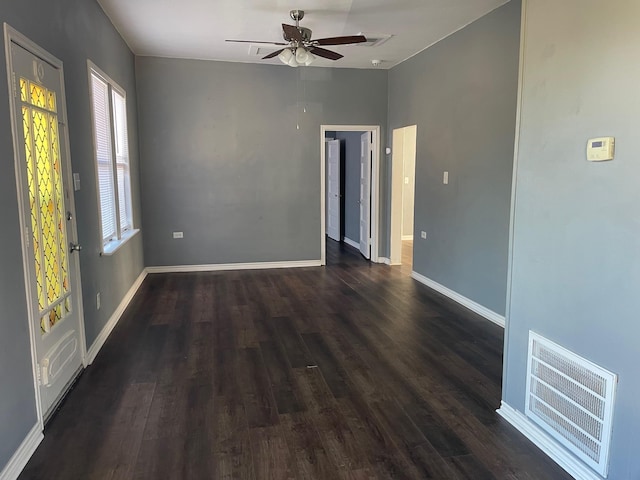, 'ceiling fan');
226,10,367,66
